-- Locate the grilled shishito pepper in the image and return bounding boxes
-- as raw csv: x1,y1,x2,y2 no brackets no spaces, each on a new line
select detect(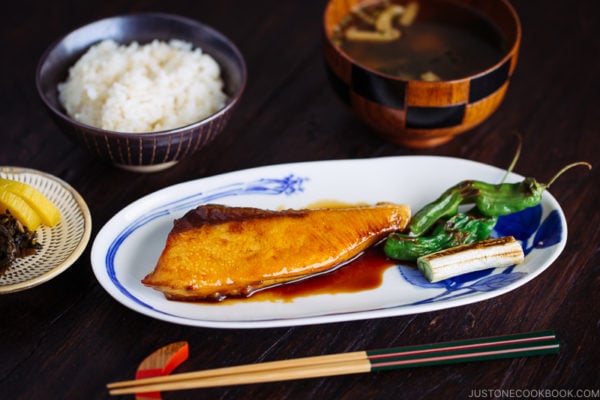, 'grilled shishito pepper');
407,162,591,236
406,182,478,237
384,212,497,261
385,159,591,263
